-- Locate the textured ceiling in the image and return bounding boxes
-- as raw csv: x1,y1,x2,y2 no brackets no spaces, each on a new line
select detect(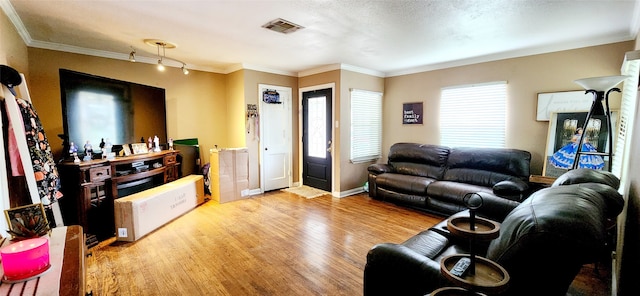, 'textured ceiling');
3,0,640,76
